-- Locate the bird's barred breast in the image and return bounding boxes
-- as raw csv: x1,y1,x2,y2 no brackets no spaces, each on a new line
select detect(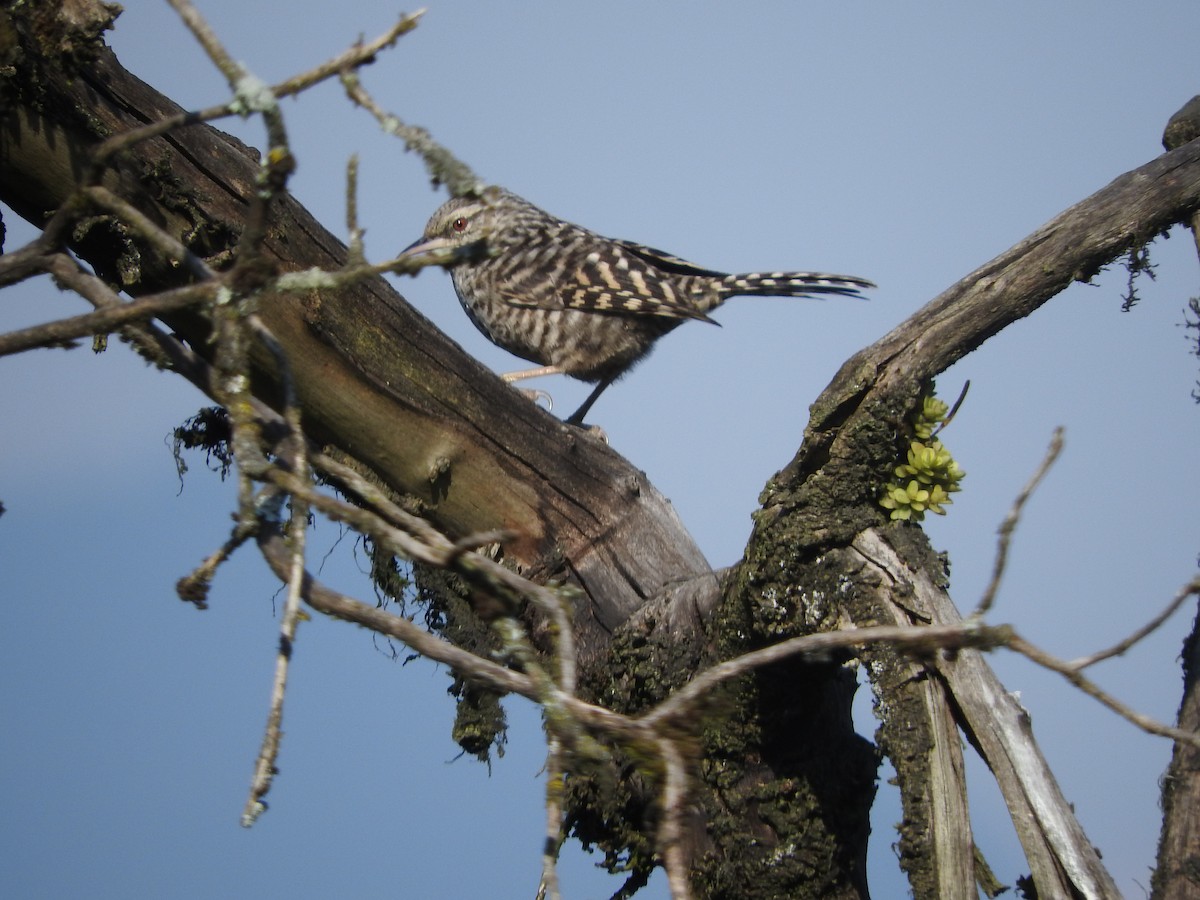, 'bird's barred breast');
457,289,679,383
